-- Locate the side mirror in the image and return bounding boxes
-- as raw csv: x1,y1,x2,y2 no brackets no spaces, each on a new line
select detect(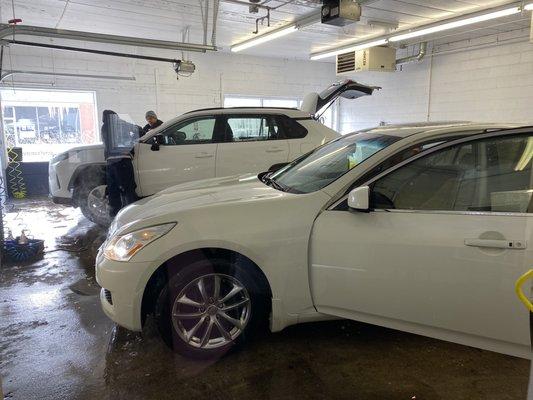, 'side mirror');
348,186,370,212
150,136,161,151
